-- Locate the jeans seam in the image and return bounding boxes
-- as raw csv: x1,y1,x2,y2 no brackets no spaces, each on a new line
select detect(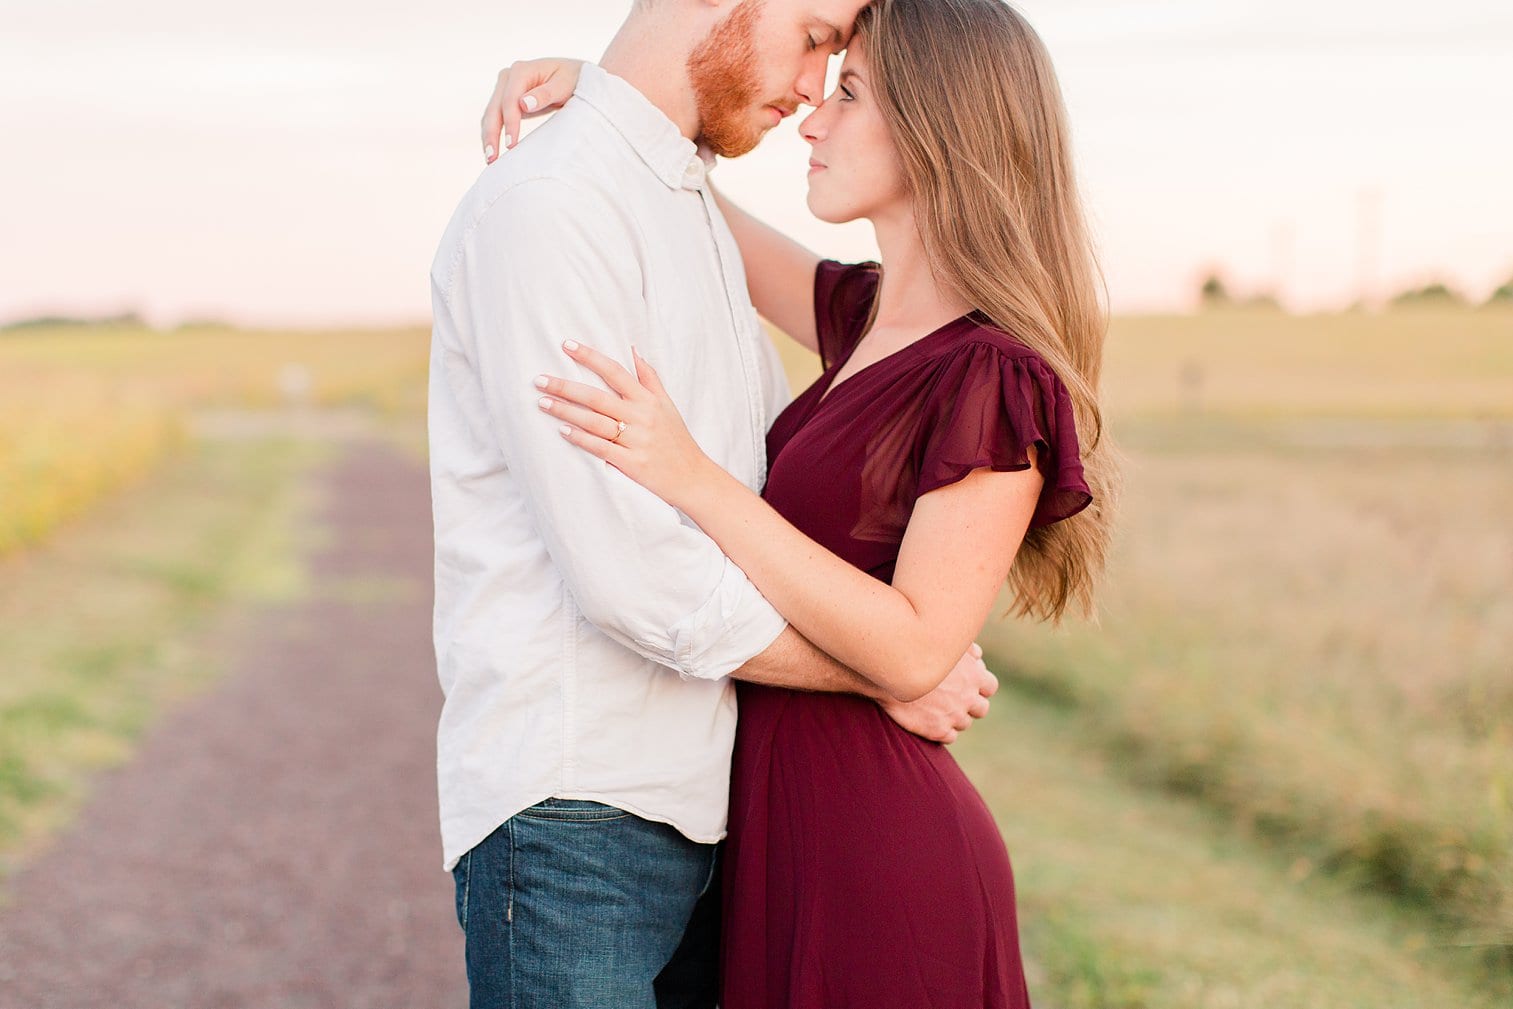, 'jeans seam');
460,851,472,930
515,811,631,823
696,845,719,899
507,816,518,1007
